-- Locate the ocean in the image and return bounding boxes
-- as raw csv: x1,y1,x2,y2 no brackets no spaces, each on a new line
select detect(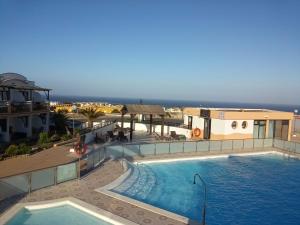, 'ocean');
51,95,300,113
